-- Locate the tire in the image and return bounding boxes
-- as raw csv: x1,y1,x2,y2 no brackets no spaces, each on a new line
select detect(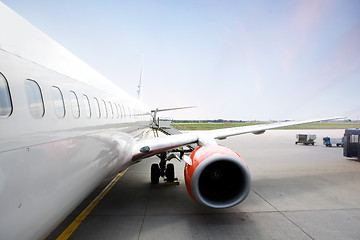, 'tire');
151,163,160,184
166,163,175,182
